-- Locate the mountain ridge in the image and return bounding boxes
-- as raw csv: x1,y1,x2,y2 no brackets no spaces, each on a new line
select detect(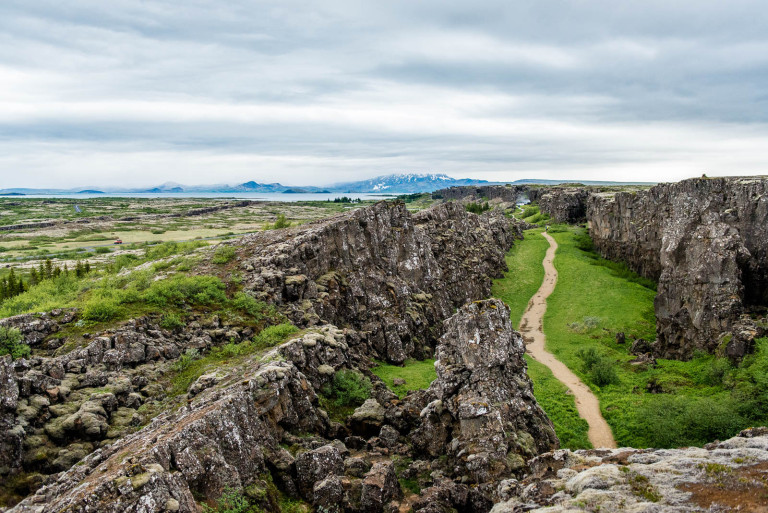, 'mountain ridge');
0,173,655,195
